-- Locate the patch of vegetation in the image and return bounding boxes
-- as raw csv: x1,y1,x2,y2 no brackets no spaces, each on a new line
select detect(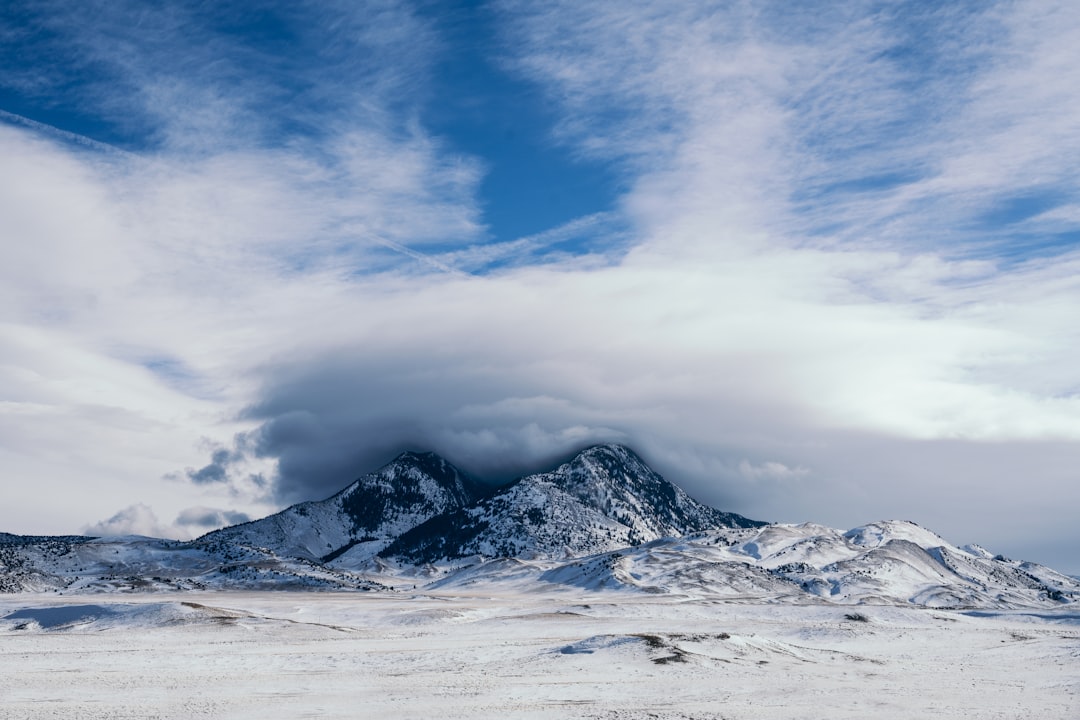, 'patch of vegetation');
635,633,666,649
631,633,691,665
652,653,688,665
380,510,490,563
